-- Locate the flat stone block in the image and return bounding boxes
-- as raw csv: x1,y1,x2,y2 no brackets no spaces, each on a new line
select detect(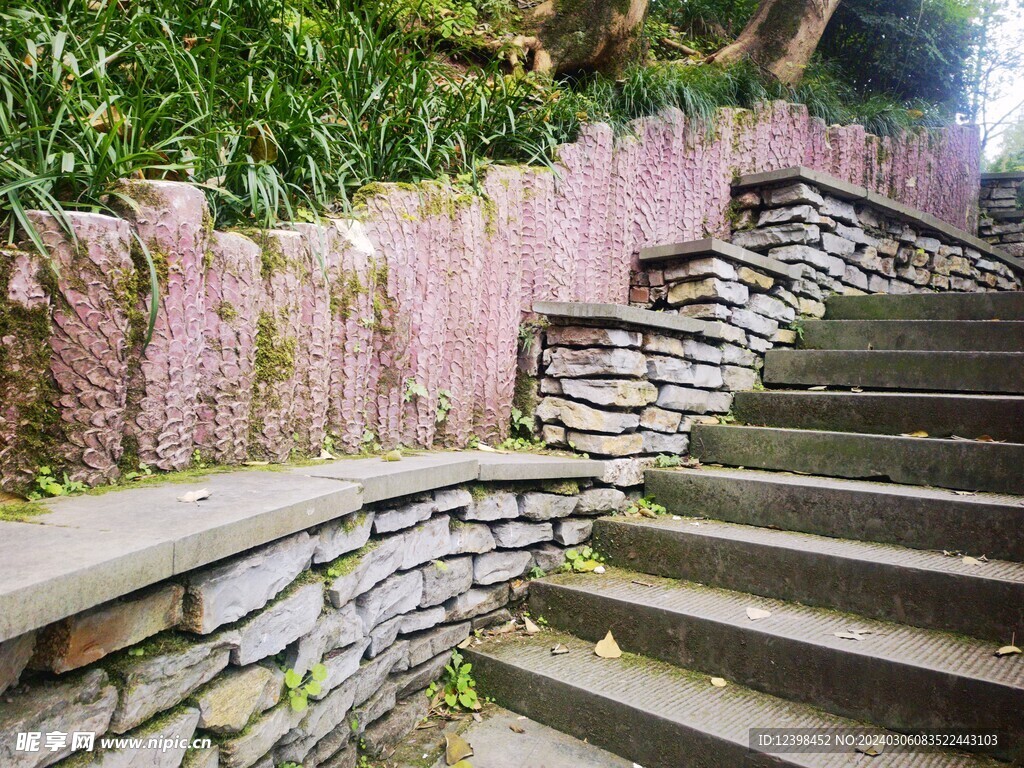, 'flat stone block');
558,379,658,408
474,551,533,585
545,326,642,348
33,584,184,673
518,493,579,521
657,387,733,415
373,501,437,534
286,602,363,675
406,622,473,668
543,347,647,378
231,582,323,666
458,492,518,522
398,516,452,570
313,511,374,565
443,585,510,624
536,397,640,435
475,453,603,481
553,519,593,546
356,571,424,632
183,532,316,635
196,665,281,734
448,523,496,555
297,453,478,504
491,521,554,549
0,631,34,695
640,407,683,434
641,431,690,455
667,278,749,307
